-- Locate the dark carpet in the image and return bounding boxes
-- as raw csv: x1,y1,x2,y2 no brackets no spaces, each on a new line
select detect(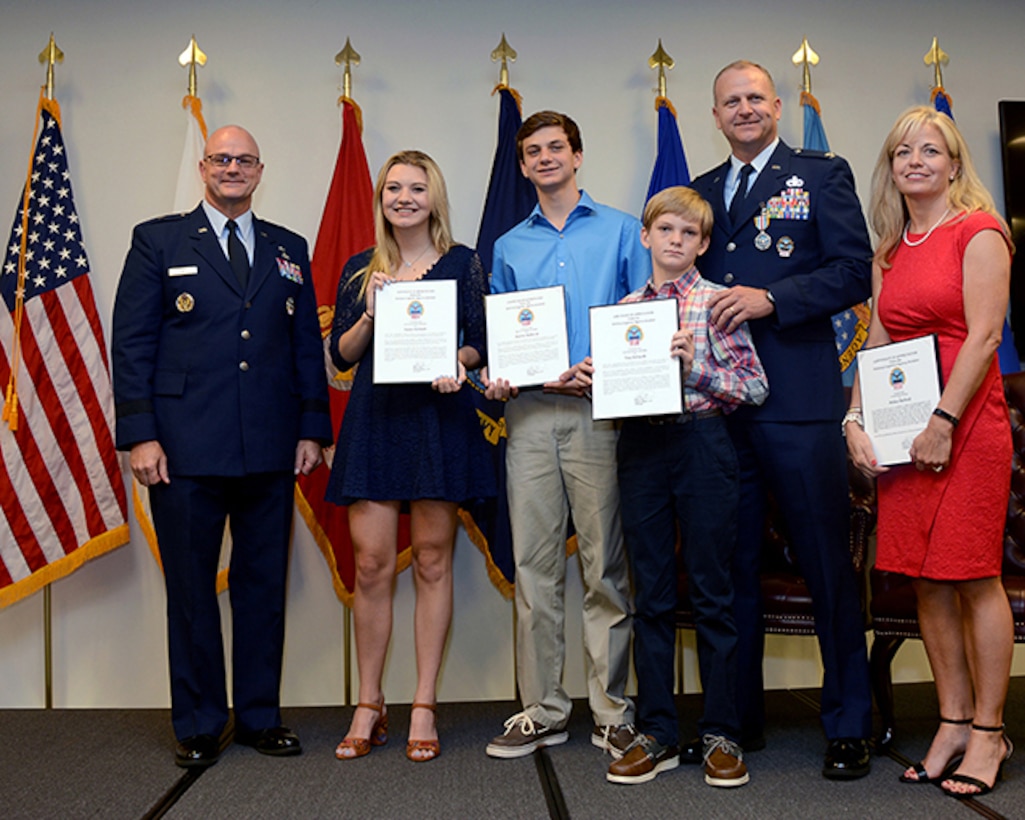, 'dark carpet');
4,682,1023,819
